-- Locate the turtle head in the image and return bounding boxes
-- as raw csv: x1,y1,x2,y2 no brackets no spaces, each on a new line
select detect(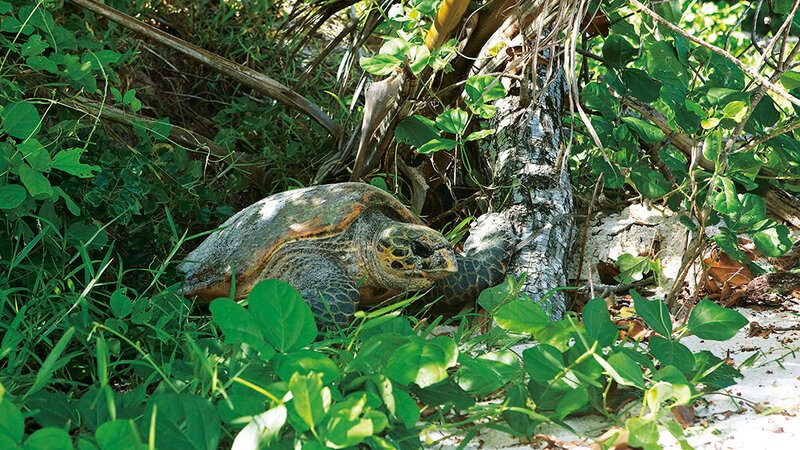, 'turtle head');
373,222,457,291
